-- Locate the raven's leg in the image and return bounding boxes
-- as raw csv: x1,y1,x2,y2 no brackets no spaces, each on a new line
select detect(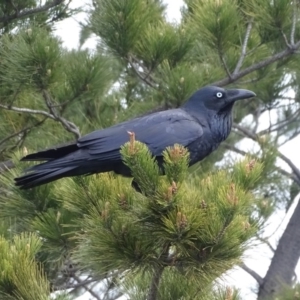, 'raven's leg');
131,180,142,193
